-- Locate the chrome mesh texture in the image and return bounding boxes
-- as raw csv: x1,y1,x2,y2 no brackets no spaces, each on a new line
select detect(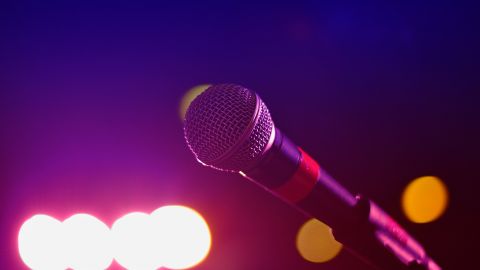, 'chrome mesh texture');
184,84,274,172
